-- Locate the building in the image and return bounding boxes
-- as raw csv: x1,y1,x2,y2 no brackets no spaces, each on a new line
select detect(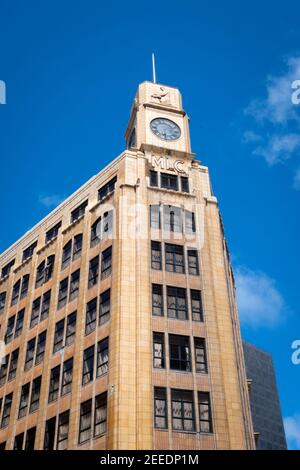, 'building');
0,80,255,450
243,341,287,450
